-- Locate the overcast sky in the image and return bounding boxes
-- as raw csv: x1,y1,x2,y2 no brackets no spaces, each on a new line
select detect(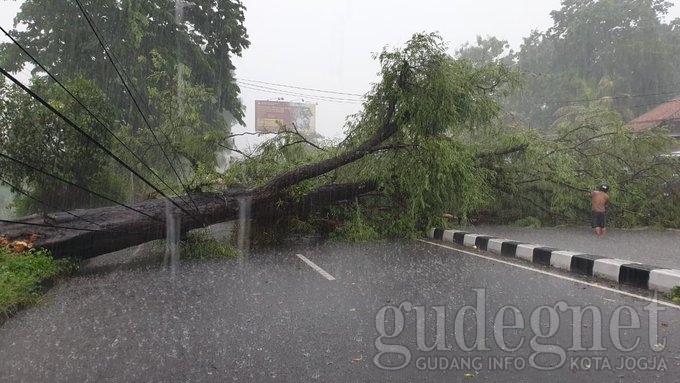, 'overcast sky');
2,0,680,150
233,0,572,146
232,0,680,148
